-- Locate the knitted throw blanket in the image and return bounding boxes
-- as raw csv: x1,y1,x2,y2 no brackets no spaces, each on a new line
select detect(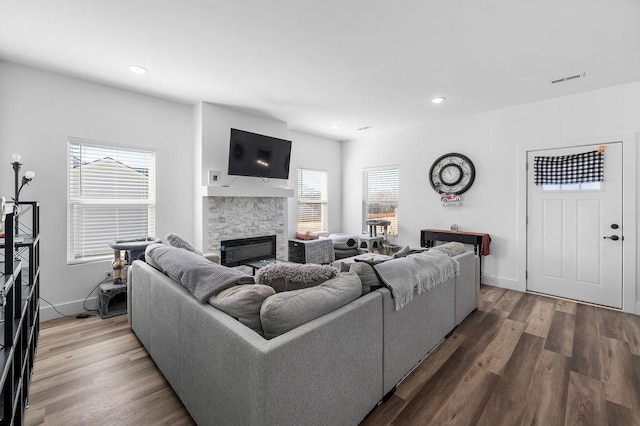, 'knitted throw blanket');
373,250,460,310
148,244,253,303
